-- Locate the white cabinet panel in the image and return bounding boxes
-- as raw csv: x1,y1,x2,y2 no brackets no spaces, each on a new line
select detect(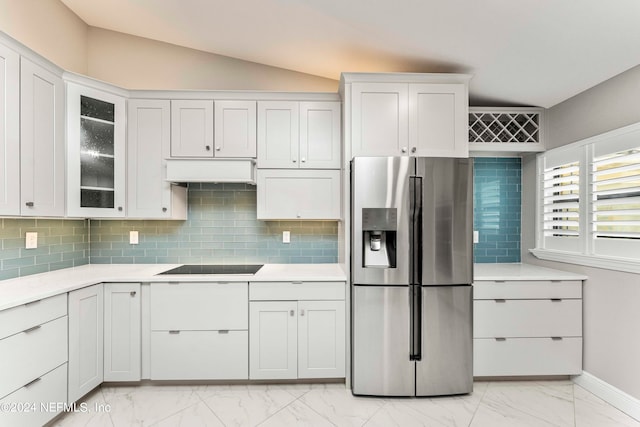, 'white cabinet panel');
299,102,340,169
473,280,582,299
0,44,19,215
0,294,66,340
351,82,409,157
150,330,248,380
150,282,248,330
257,169,341,220
67,83,126,217
0,363,68,427
0,316,67,399
298,300,345,379
249,301,298,380
474,337,582,376
257,101,299,168
409,83,468,157
20,57,65,217
104,283,141,382
68,284,103,402
128,99,187,219
171,100,214,157
215,100,257,158
474,299,582,338
249,281,346,301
